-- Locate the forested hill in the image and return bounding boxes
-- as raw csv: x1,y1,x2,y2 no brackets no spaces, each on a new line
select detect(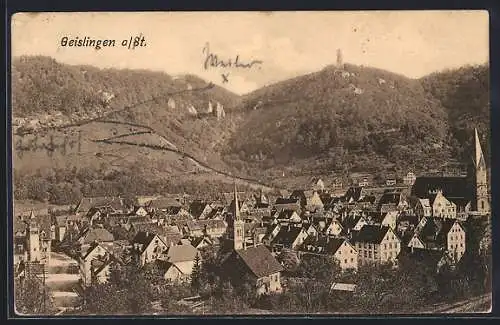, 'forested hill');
223,63,490,181
420,64,490,163
12,55,241,119
11,56,490,201
12,55,244,171
11,56,249,204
